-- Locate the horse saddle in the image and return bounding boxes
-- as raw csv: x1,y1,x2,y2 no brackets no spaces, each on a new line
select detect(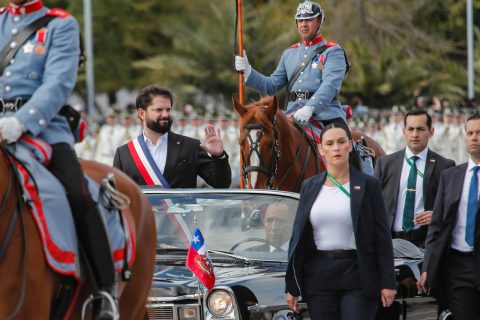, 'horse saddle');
286,112,376,175
7,135,135,278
